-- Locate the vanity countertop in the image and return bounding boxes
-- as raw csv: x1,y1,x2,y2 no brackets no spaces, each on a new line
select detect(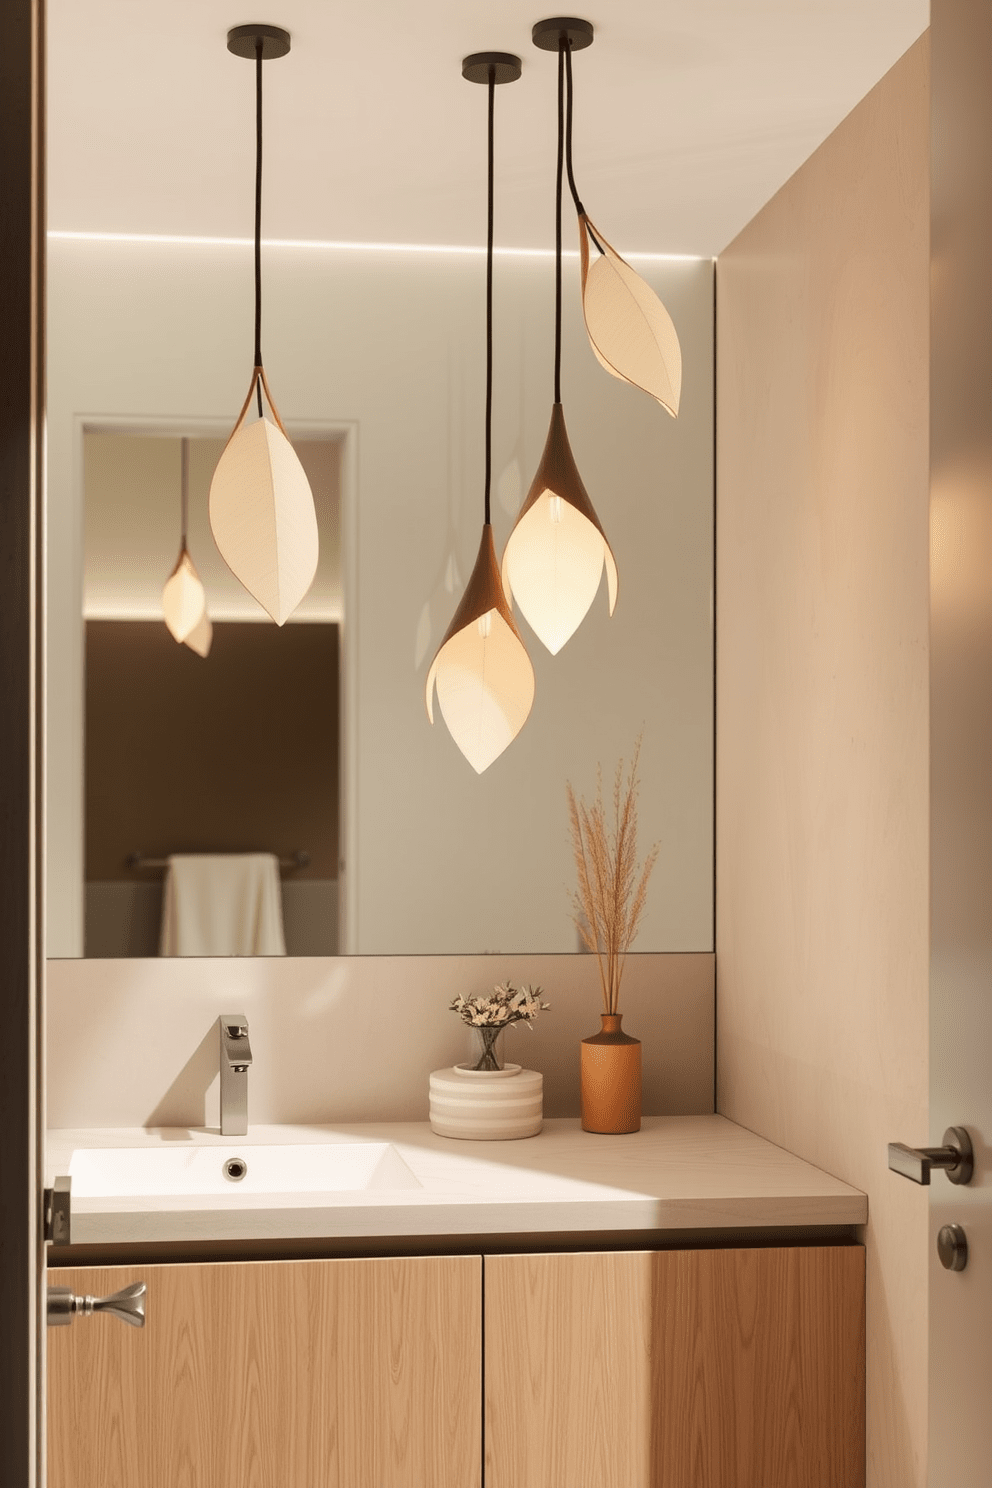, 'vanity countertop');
47,1115,867,1246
